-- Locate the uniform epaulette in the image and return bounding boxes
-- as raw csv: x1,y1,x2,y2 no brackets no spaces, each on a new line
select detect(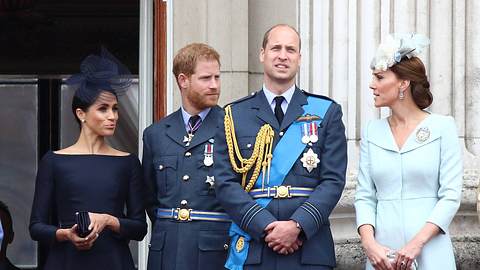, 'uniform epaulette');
301,90,337,104
223,91,258,109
